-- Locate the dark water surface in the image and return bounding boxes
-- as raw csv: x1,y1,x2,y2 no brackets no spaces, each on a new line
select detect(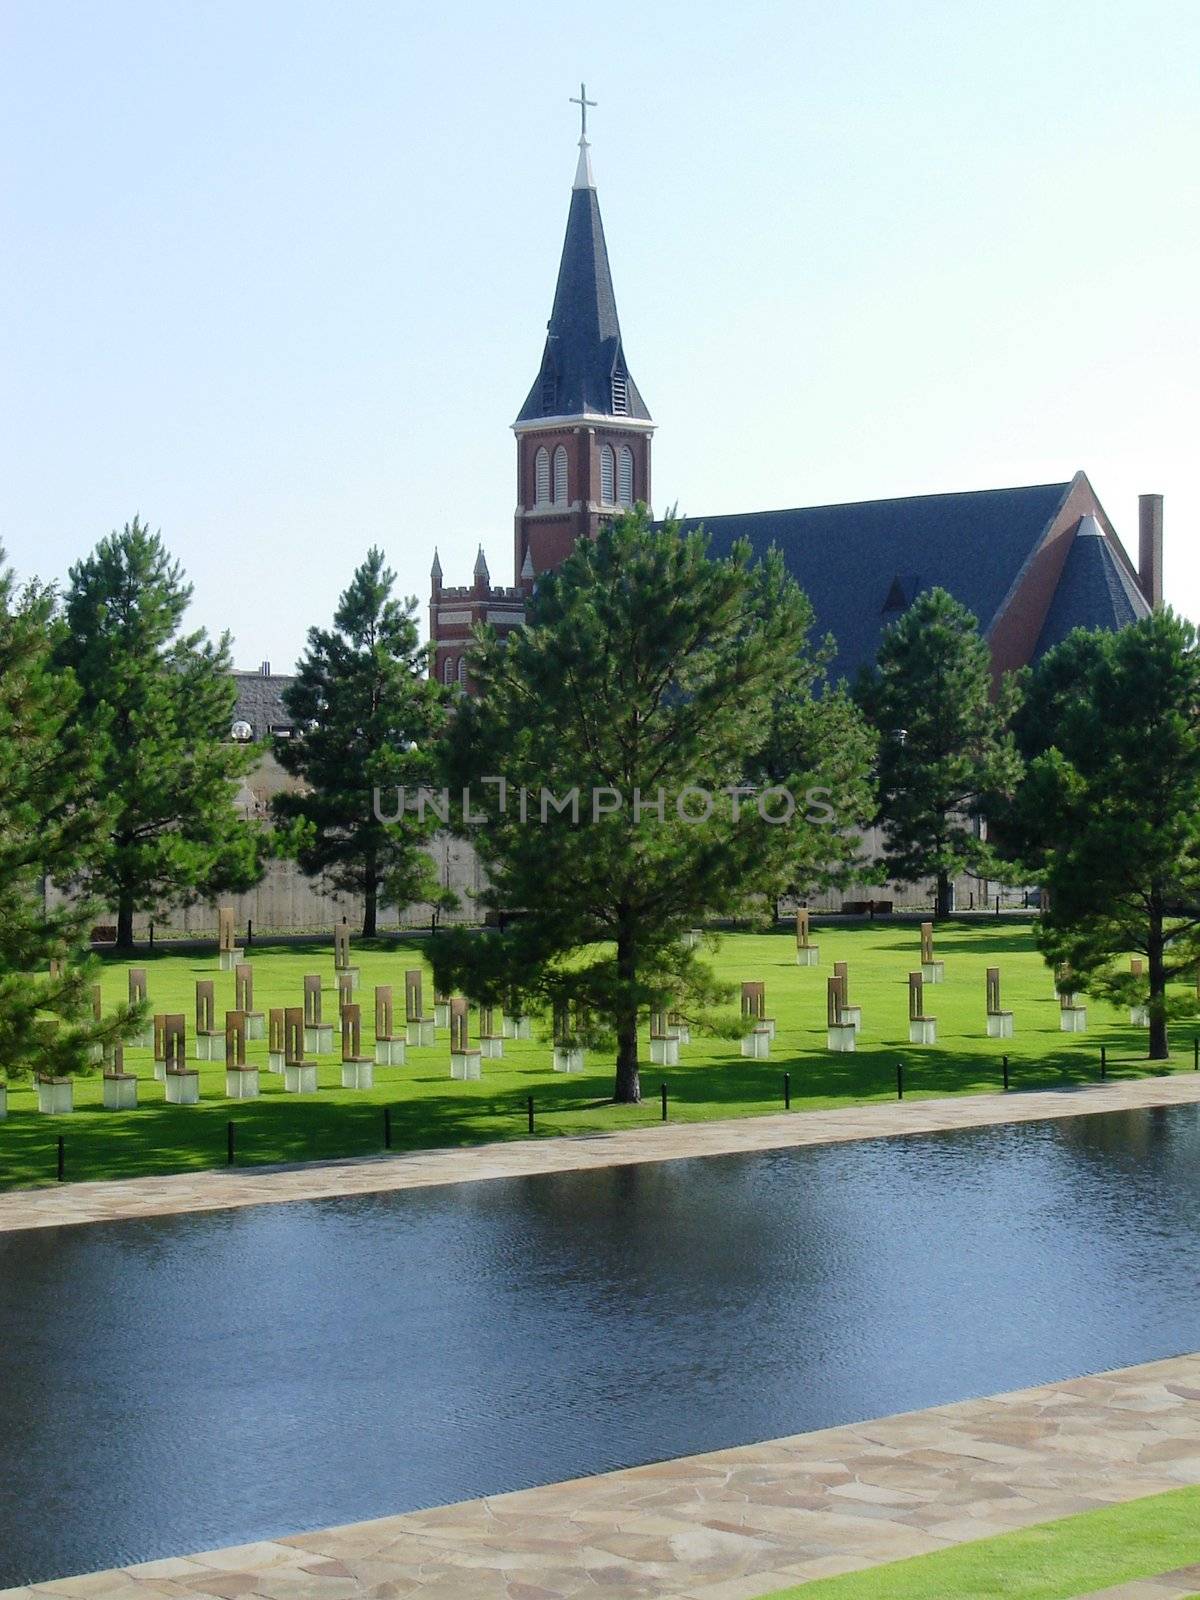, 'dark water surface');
2,1103,1200,1583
